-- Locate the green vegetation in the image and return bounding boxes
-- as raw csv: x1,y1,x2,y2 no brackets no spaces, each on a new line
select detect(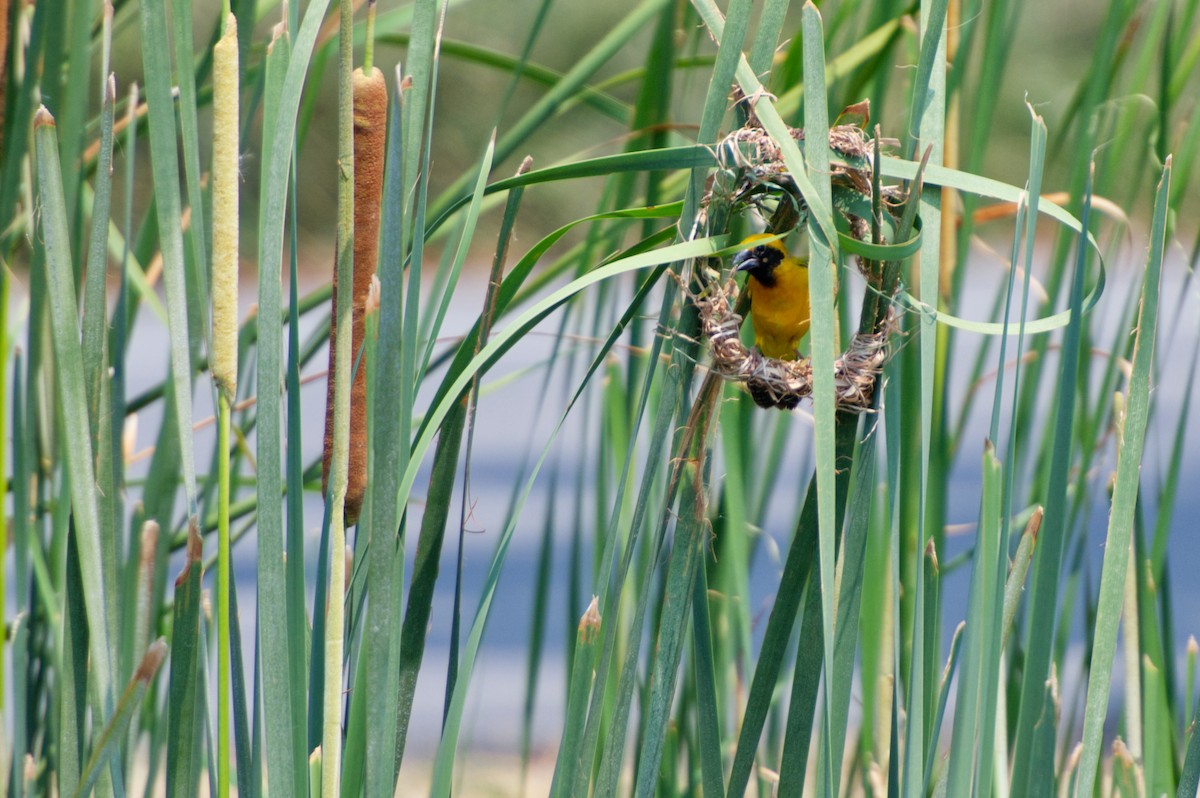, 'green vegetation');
2,0,1198,795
